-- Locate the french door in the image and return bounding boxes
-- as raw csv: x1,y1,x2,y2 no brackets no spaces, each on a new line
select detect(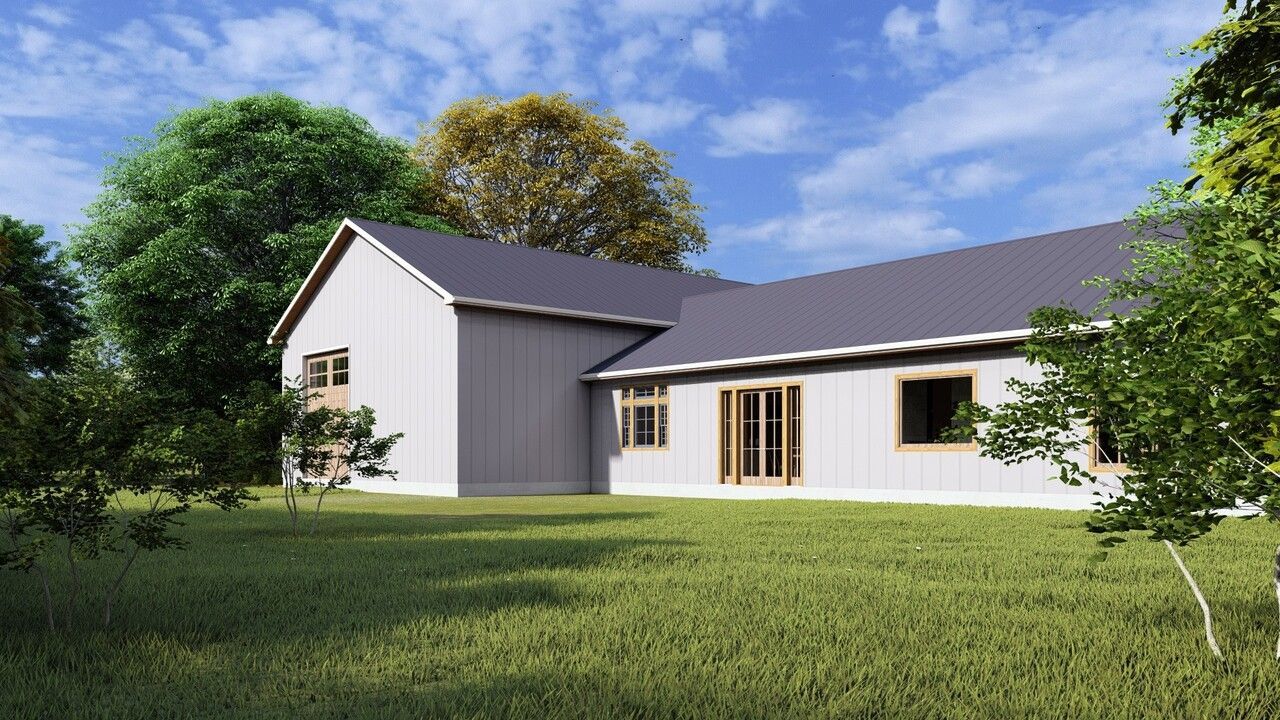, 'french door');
720,383,802,486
